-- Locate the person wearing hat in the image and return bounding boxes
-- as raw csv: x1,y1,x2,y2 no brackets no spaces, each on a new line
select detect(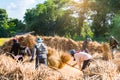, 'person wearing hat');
30,37,48,69
70,49,93,71
109,36,119,59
